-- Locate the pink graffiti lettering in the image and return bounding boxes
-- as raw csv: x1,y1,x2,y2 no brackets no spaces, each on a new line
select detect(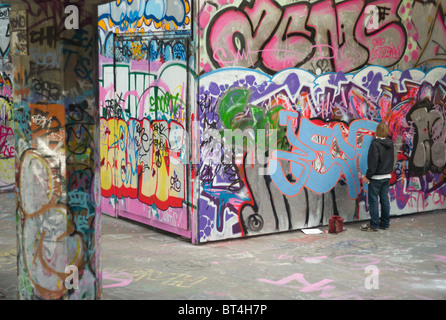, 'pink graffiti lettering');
102,271,134,288
0,125,14,158
207,0,406,73
259,273,335,298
